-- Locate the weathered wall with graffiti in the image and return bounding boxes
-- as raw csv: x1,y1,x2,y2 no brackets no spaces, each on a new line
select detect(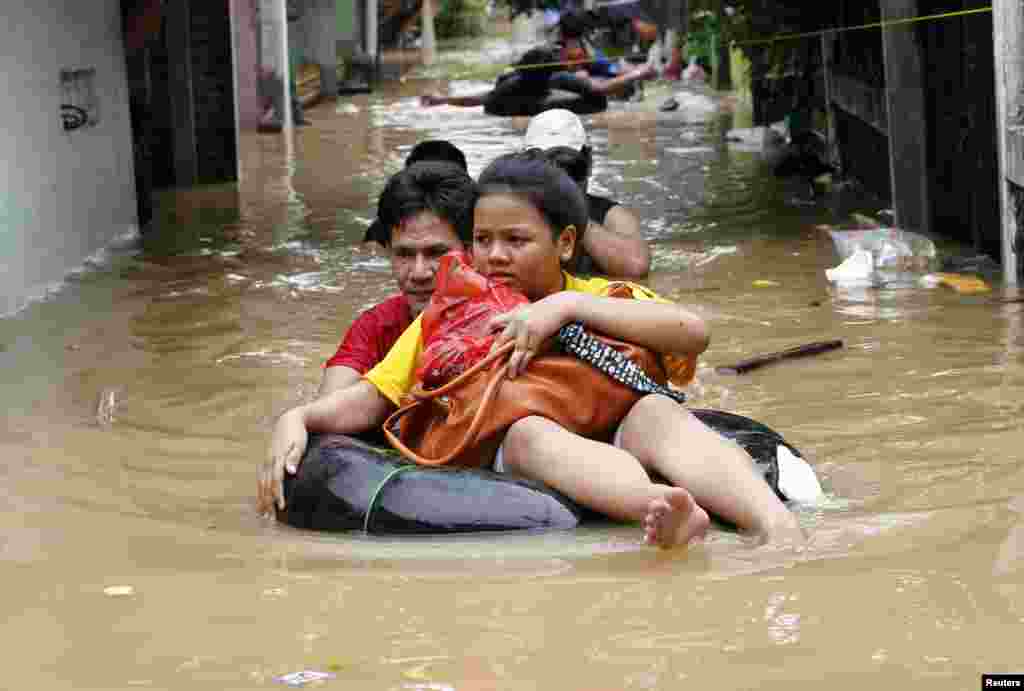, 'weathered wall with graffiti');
0,1,136,317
